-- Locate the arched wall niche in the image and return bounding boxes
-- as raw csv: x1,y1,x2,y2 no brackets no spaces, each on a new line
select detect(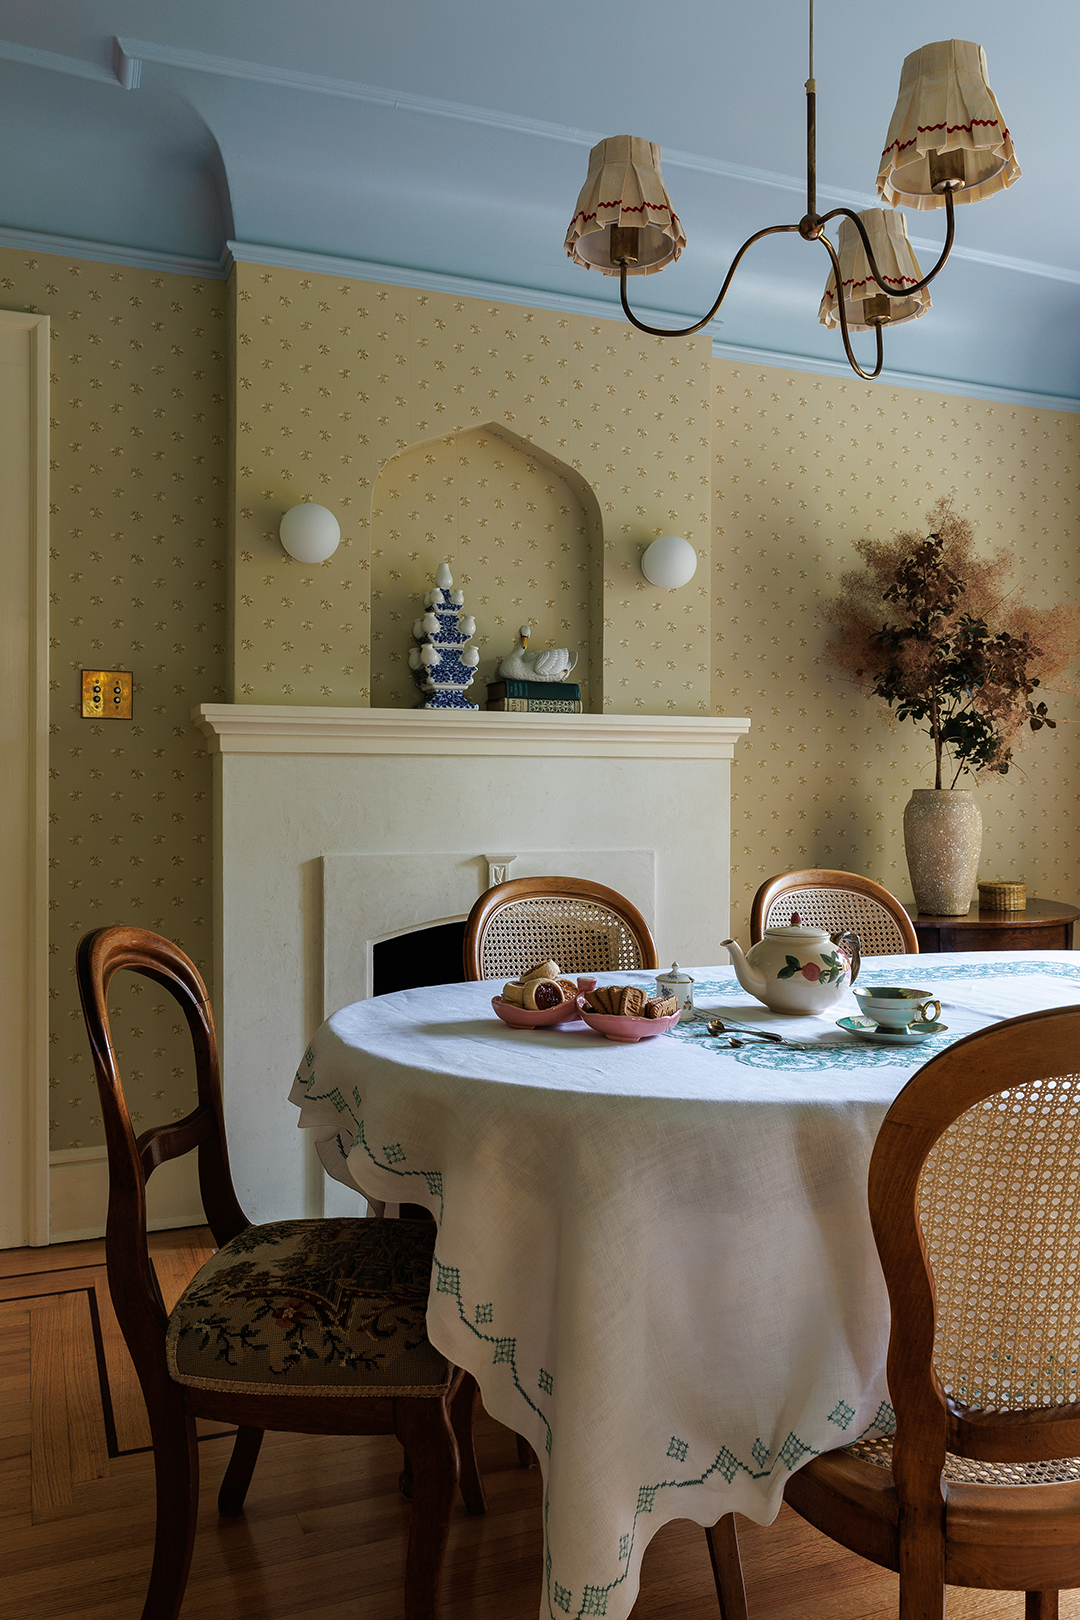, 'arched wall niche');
369,422,604,712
